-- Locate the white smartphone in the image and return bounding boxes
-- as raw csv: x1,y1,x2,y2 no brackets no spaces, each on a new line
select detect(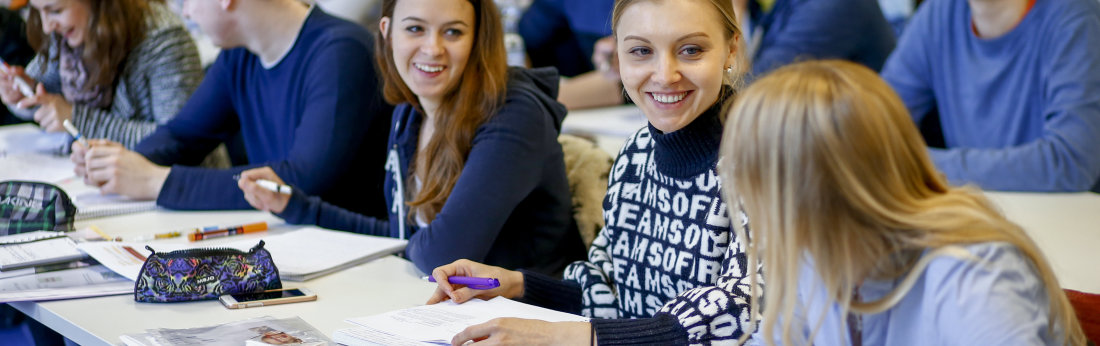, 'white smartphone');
219,287,317,309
